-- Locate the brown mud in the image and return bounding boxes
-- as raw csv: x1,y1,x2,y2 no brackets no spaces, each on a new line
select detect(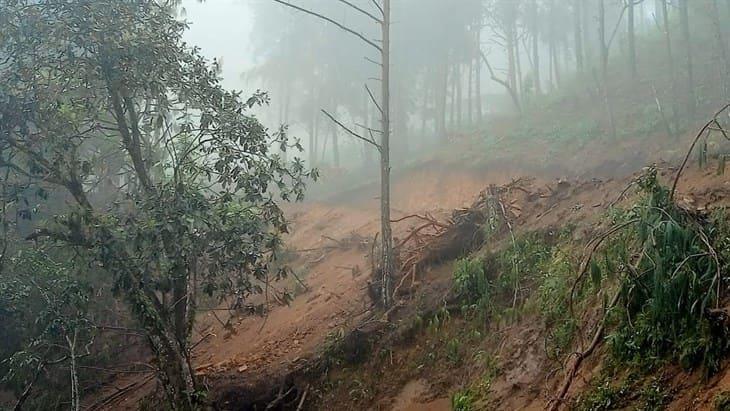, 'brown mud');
88,134,730,410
